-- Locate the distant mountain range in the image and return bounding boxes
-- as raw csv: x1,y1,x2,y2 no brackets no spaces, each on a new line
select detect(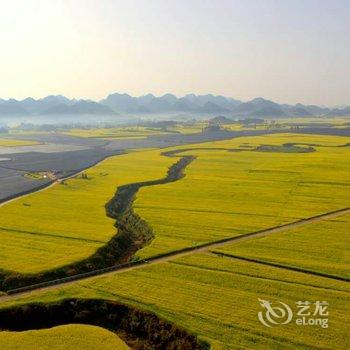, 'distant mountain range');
99,93,242,114
0,96,115,116
0,93,349,118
